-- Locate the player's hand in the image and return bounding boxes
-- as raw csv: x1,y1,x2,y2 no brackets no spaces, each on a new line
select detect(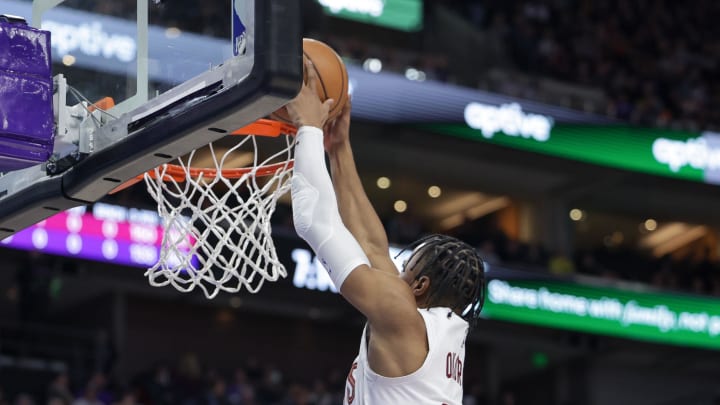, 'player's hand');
324,101,351,154
286,60,334,129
